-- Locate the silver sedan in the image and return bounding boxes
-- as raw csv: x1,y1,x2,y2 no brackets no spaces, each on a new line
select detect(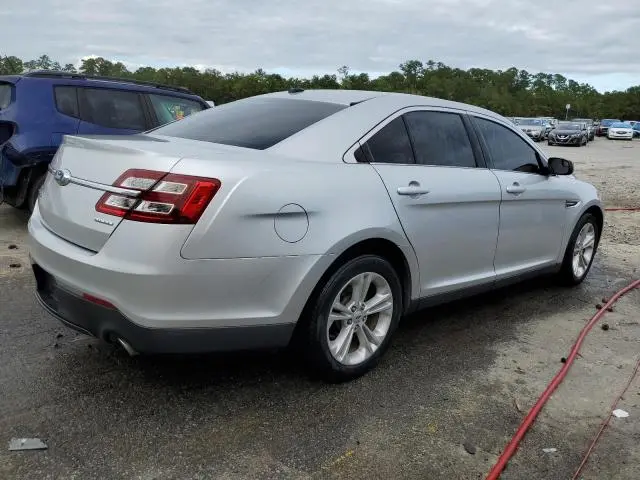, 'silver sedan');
29,89,603,382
